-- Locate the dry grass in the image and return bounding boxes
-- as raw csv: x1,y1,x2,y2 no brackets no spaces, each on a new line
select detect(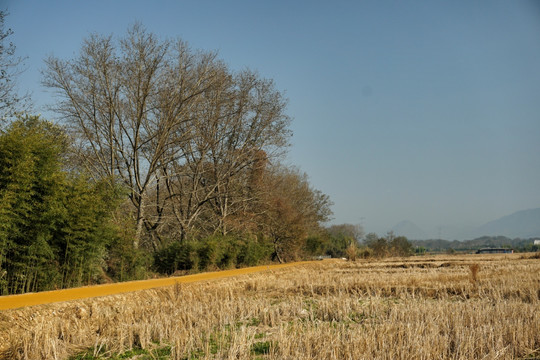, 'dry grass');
1,253,539,359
